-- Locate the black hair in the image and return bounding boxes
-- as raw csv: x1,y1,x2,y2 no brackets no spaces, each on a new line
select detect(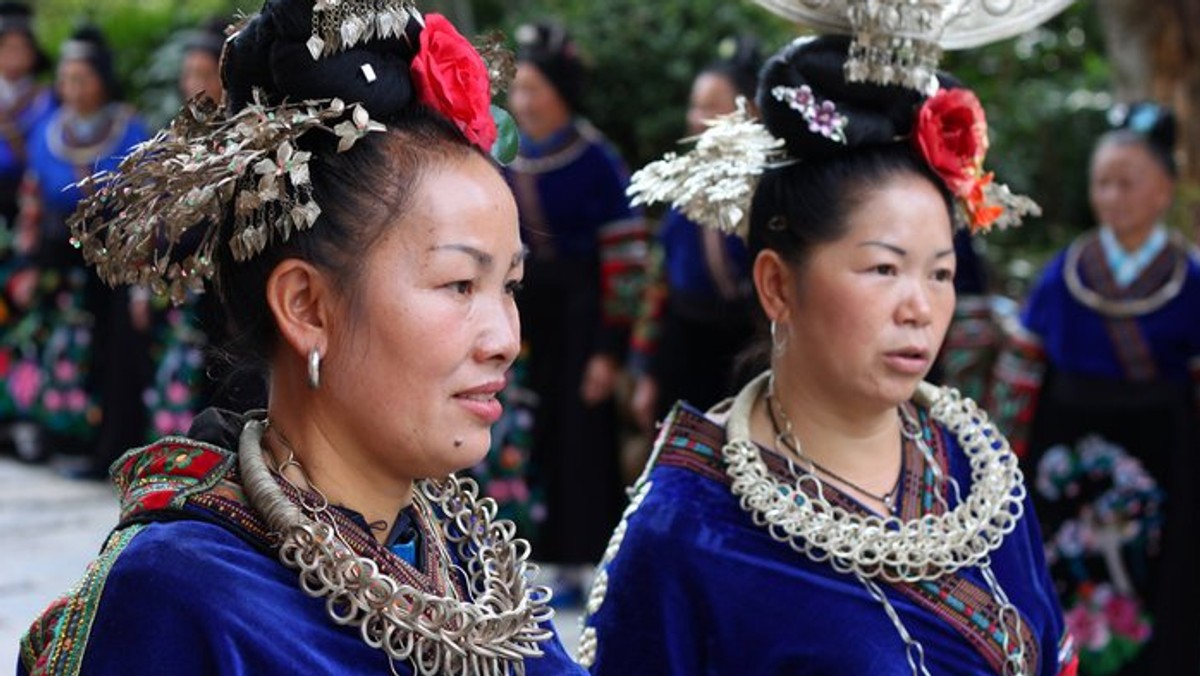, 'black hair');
213,0,481,371
0,1,48,74
1098,101,1177,178
182,17,229,59
515,21,585,113
748,144,954,268
62,24,122,101
748,35,954,269
701,35,763,100
731,36,956,385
